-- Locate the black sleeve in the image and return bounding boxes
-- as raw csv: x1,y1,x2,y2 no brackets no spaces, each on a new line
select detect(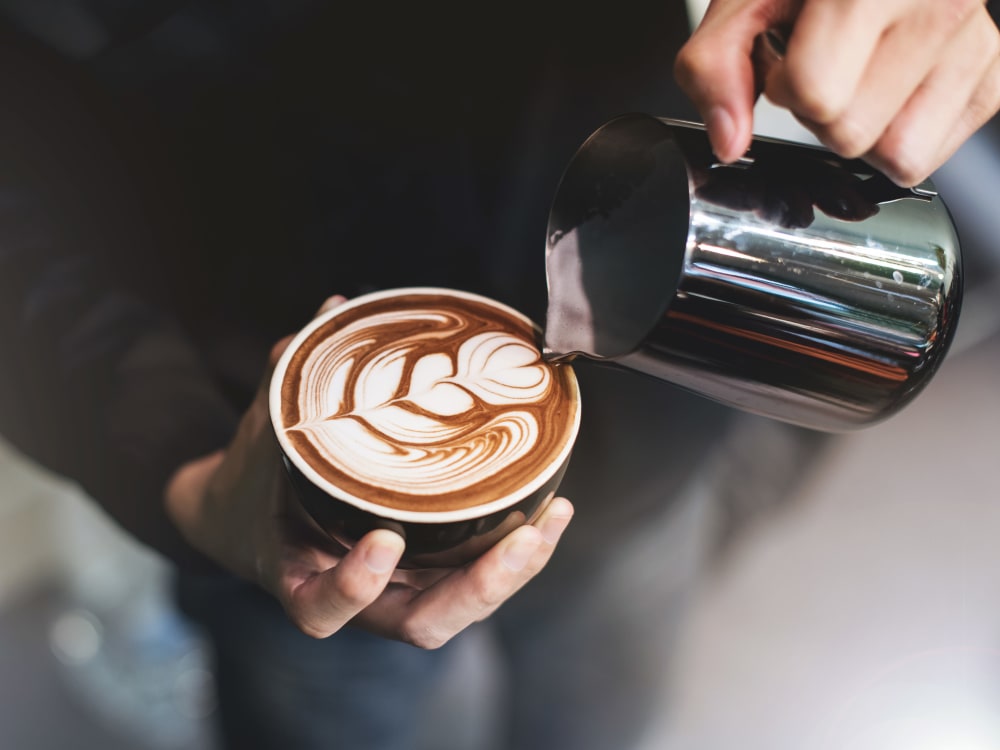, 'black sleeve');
0,33,238,572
